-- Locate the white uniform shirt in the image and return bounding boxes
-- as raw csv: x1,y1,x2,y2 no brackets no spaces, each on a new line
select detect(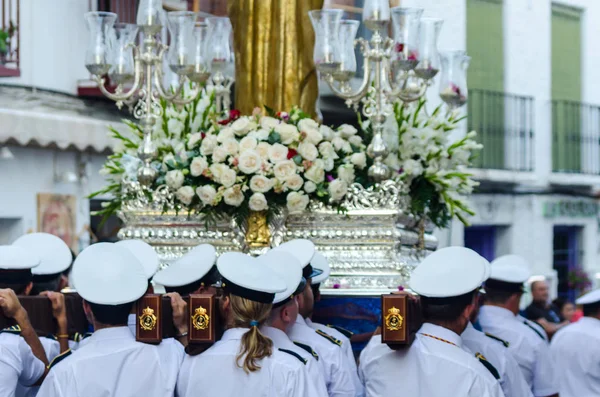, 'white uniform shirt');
260,326,328,397
287,315,356,397
462,322,533,397
16,337,61,397
0,333,45,397
359,323,504,397
36,326,183,397
479,306,558,397
305,319,364,397
127,313,185,357
176,327,309,397
517,314,549,342
550,317,600,397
